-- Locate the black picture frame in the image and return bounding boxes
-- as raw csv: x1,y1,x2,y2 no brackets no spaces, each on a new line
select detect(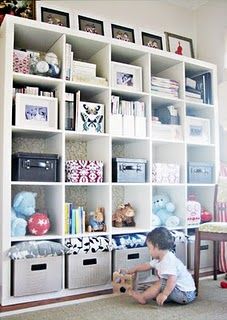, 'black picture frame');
111,24,135,43
142,32,163,50
165,32,195,58
41,7,70,28
78,15,104,35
